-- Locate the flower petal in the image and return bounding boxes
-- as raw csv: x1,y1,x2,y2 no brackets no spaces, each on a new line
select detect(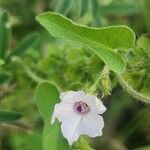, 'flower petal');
79,112,104,137
73,91,85,102
98,104,107,114
60,91,72,100
85,94,97,108
85,94,106,114
61,112,82,145
51,102,73,124
61,91,85,104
